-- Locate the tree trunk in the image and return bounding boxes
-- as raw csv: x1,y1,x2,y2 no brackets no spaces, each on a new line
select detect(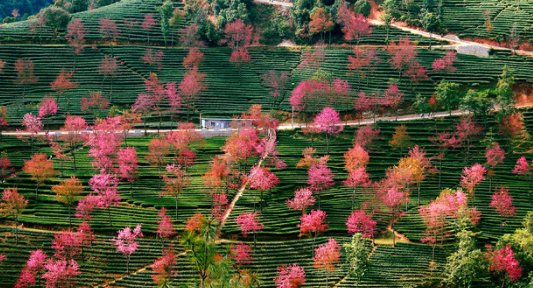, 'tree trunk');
68,205,72,228
175,195,179,222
